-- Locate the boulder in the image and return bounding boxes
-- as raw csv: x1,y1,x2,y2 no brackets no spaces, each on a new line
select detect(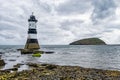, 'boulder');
44,51,54,54
45,64,57,70
0,59,5,66
6,67,18,71
13,63,24,68
27,63,39,67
